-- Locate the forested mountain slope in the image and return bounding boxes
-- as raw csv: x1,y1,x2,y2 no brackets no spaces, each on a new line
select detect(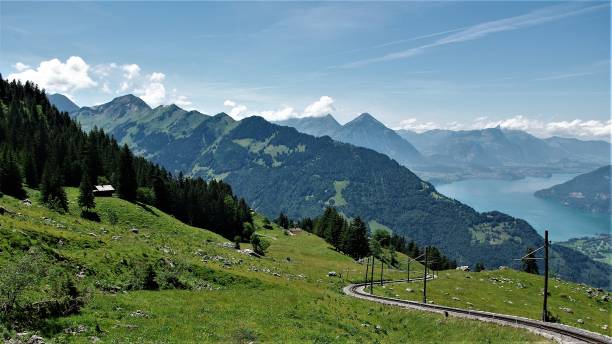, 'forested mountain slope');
66,94,611,288
535,165,611,214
